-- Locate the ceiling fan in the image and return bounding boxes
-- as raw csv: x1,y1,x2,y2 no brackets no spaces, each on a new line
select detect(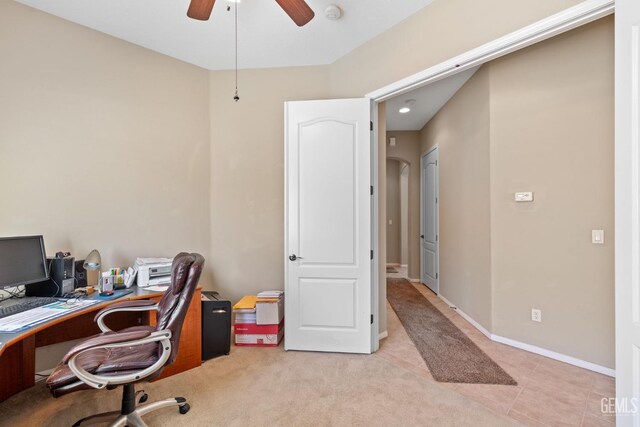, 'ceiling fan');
187,0,315,27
